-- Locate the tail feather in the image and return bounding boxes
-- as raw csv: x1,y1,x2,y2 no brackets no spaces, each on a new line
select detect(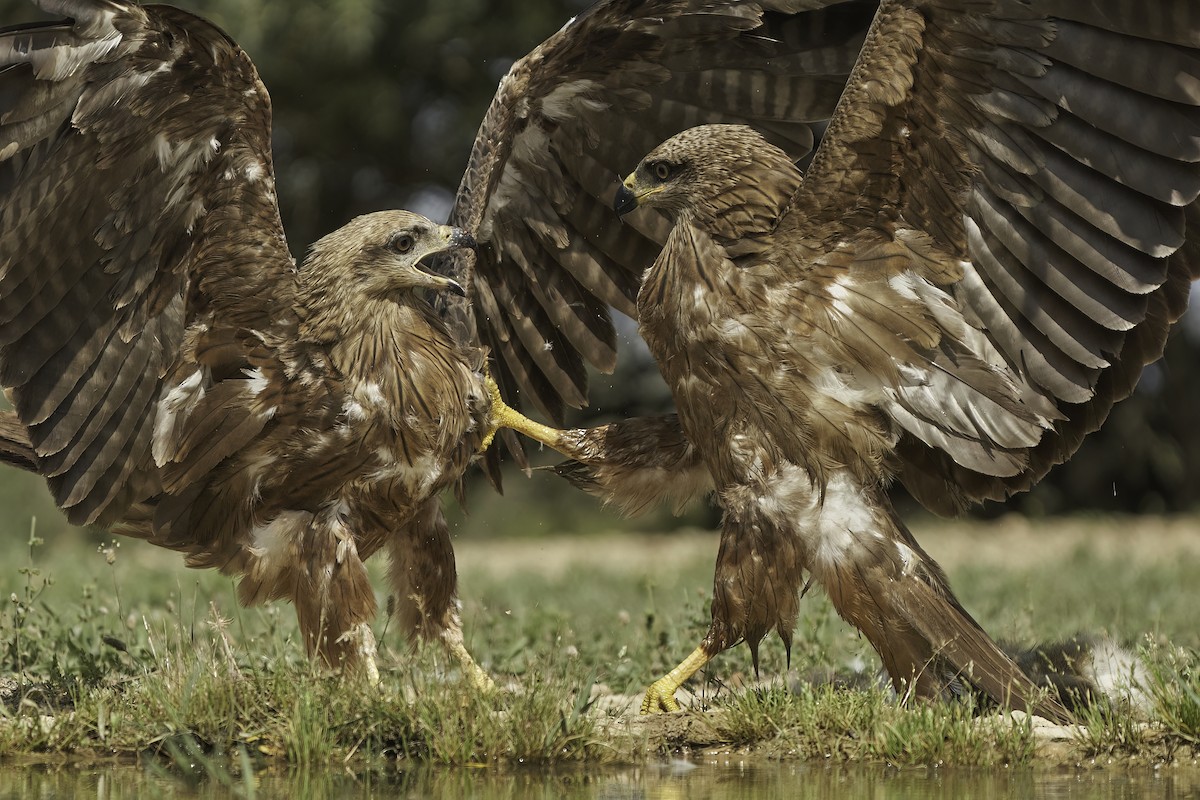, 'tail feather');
801,634,1144,715
888,573,1073,722
821,510,1073,723
1008,634,1148,713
